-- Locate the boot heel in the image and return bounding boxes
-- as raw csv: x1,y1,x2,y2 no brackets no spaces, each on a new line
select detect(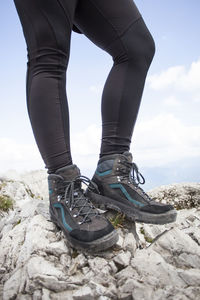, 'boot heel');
49,208,61,229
